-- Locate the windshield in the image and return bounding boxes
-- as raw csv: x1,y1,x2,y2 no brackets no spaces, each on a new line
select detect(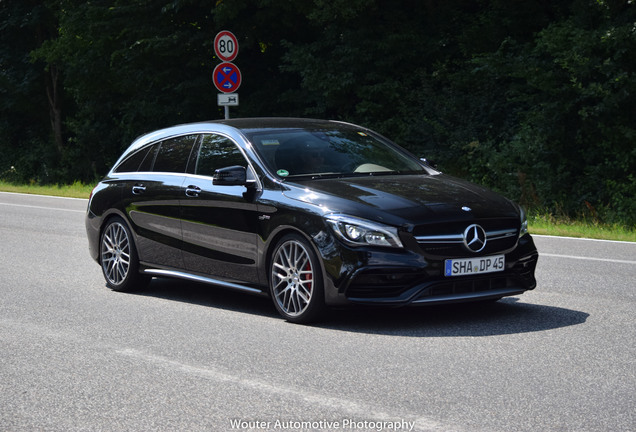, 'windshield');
246,125,424,179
